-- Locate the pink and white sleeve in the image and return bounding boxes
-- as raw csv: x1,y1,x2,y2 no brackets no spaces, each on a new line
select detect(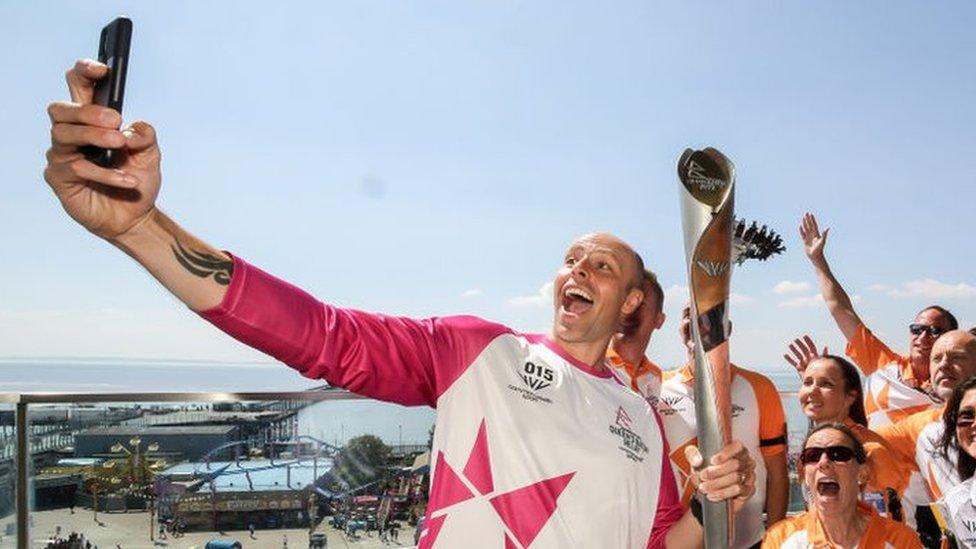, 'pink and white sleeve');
198,256,510,407
647,409,685,548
